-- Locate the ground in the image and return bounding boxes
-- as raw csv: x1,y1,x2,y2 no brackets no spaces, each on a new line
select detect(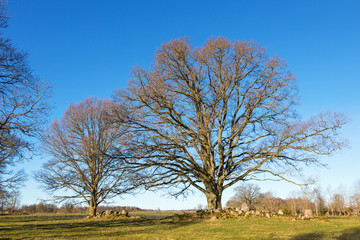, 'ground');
1,212,360,239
